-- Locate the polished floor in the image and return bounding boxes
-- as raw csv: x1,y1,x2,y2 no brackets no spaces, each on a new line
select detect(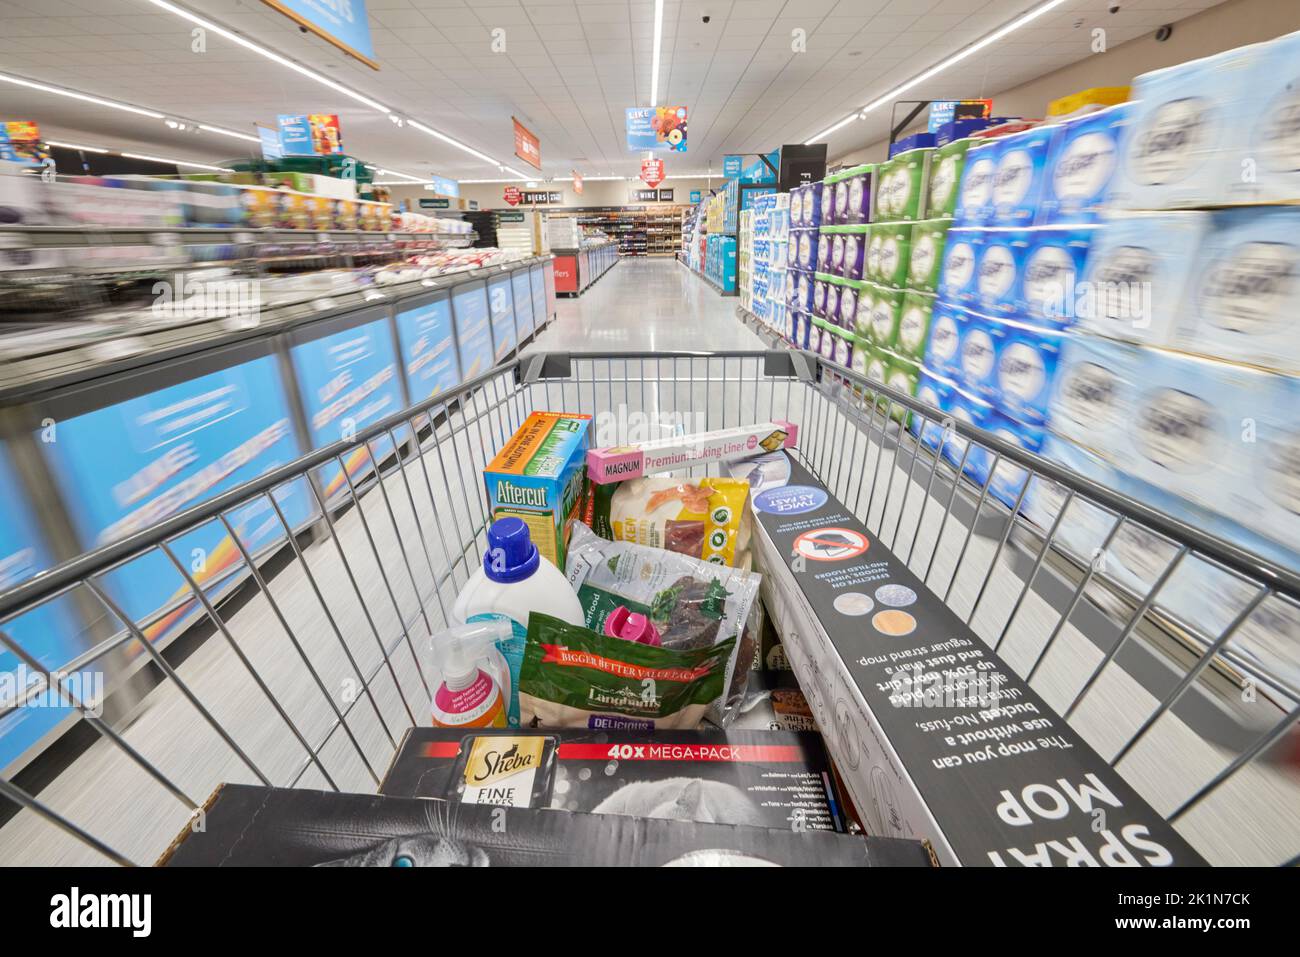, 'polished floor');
530,257,766,354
